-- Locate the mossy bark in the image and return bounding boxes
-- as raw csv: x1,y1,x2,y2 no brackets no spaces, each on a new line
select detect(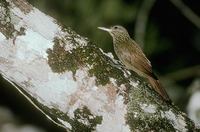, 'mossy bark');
0,0,198,132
